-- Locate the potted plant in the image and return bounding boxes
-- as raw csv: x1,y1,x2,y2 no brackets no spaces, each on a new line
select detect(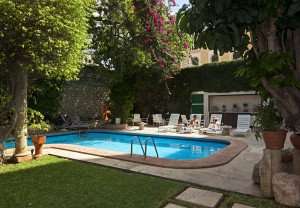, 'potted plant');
290,134,300,149
27,109,50,158
222,105,227,112
253,101,287,149
232,104,239,112
29,122,50,158
243,103,249,112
